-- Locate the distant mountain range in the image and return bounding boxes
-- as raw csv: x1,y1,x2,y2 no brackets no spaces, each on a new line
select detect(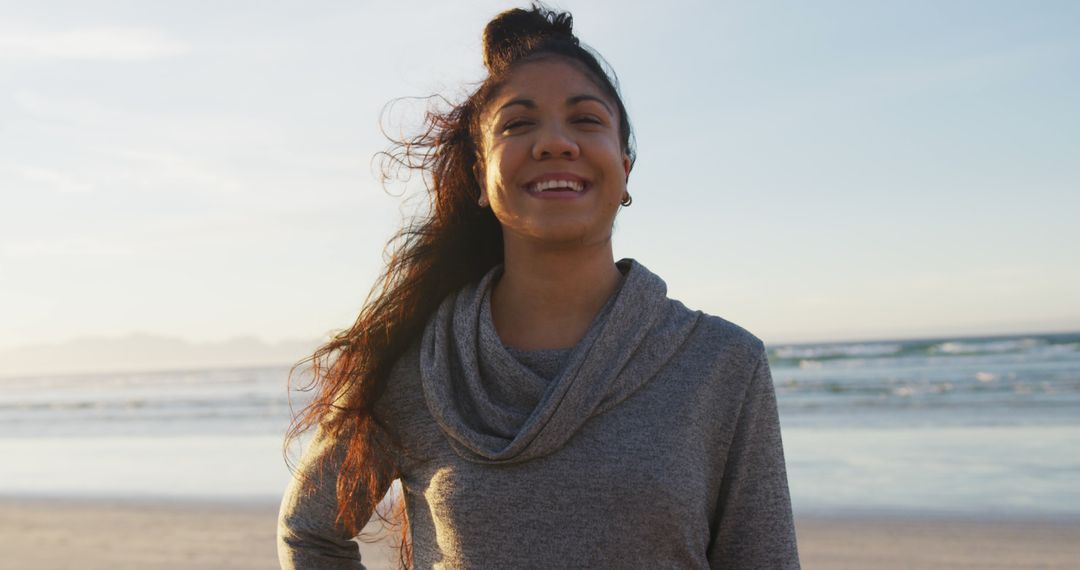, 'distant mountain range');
0,333,324,378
